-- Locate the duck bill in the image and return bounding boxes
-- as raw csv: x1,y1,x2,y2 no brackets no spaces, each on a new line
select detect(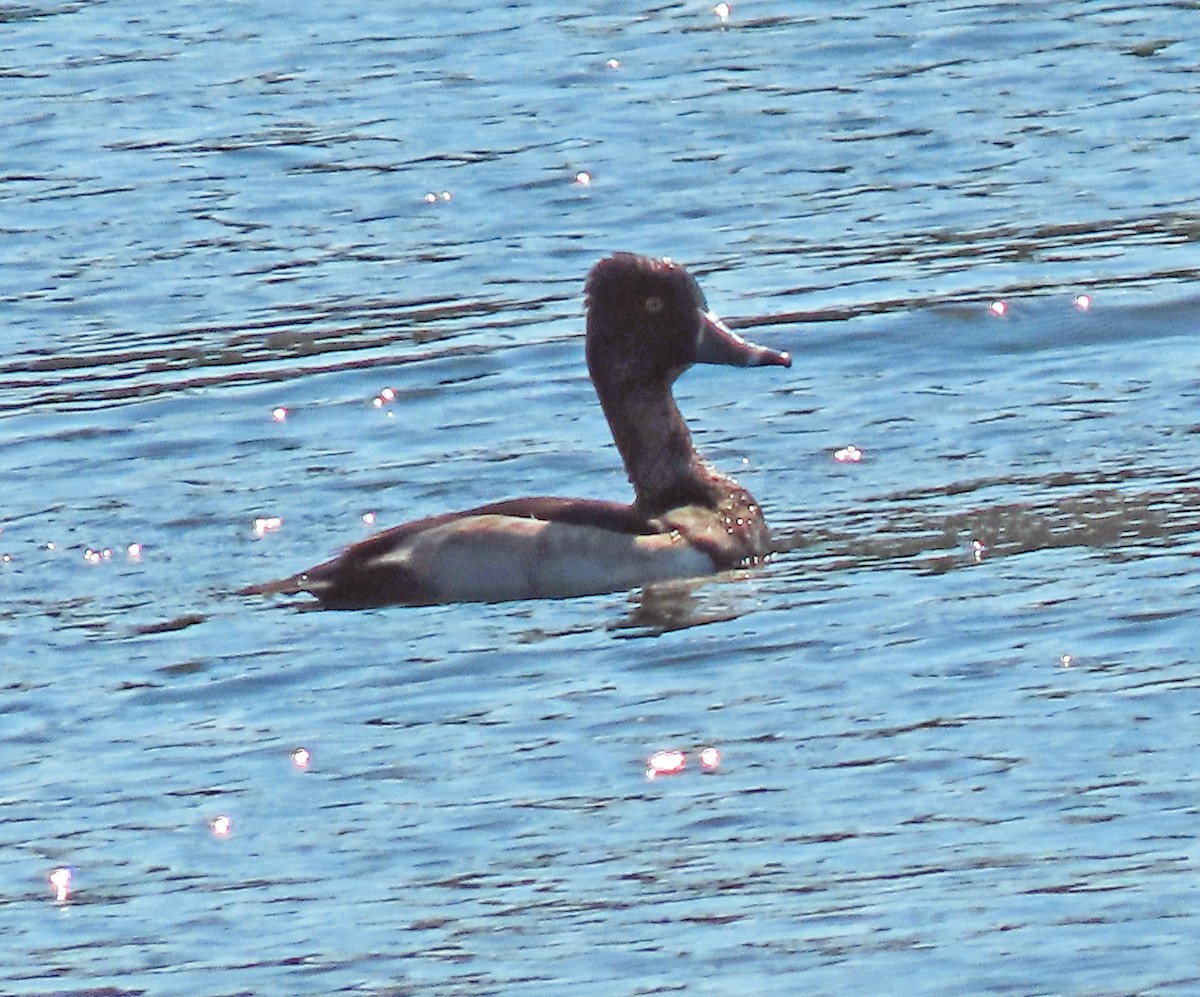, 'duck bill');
695,310,791,368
